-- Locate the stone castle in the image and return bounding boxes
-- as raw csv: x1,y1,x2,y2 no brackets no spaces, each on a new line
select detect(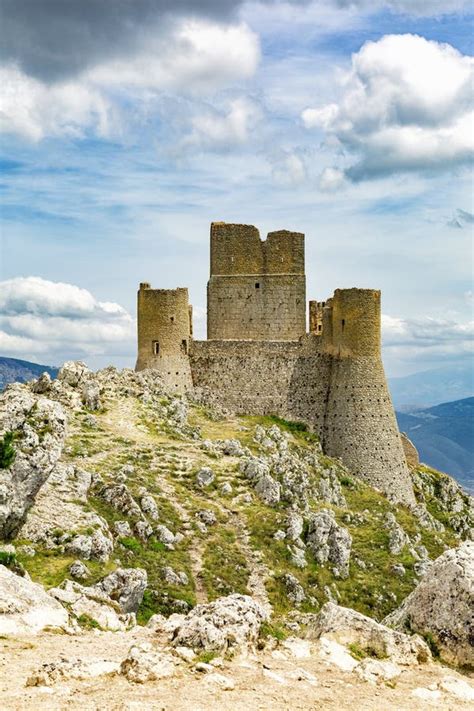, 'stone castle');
136,222,415,505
